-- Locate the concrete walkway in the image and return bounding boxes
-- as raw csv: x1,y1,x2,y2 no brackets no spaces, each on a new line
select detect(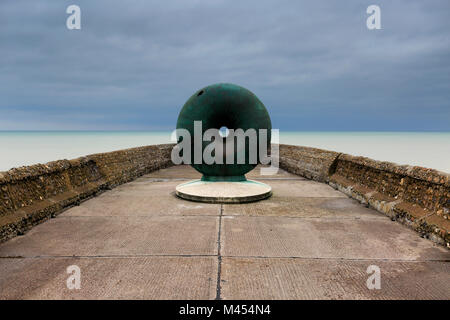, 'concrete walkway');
0,165,448,299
